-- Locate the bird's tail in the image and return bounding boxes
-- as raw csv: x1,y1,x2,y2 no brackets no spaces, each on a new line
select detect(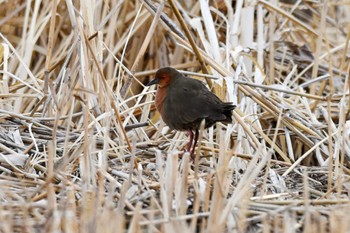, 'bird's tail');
222,103,236,122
